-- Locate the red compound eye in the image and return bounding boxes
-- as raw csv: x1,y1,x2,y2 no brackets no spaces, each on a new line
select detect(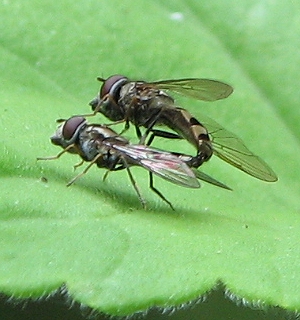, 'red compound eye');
99,75,127,98
62,116,86,141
